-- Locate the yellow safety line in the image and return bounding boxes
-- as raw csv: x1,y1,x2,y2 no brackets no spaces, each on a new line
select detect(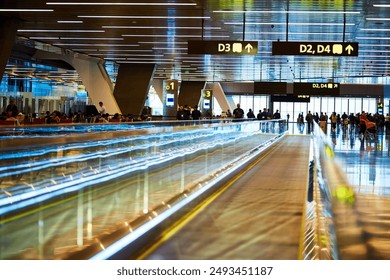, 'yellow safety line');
137,140,282,260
